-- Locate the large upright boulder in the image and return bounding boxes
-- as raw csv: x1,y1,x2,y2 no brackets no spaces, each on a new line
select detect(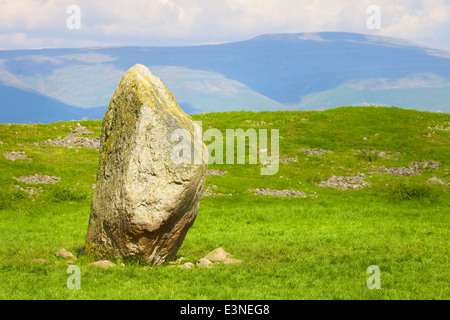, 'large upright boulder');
85,64,208,265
